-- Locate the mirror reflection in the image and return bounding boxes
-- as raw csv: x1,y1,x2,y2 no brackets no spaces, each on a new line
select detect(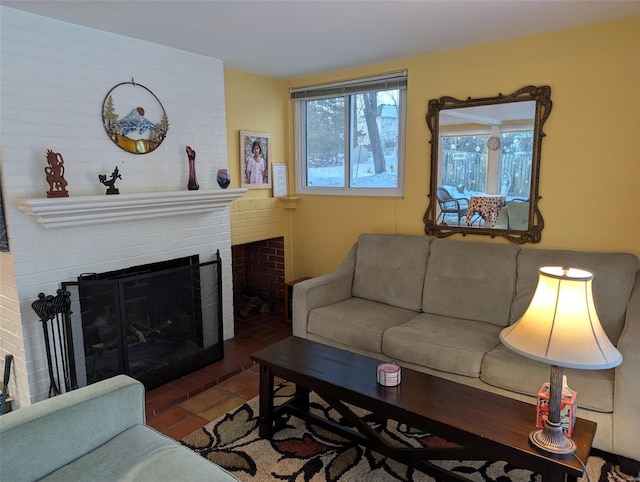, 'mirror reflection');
424,86,552,244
